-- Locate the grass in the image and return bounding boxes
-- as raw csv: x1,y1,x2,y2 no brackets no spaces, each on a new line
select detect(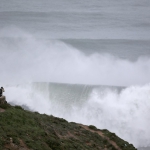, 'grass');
0,103,137,150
